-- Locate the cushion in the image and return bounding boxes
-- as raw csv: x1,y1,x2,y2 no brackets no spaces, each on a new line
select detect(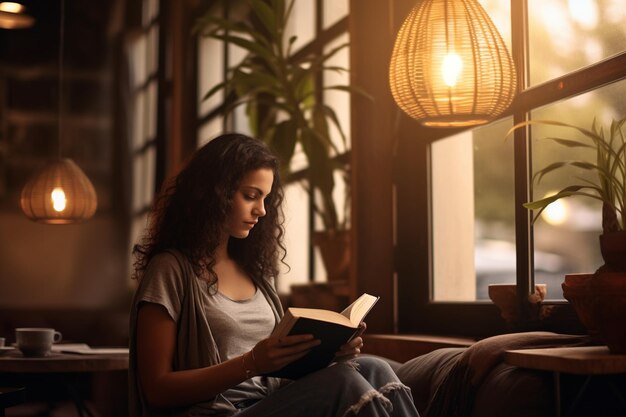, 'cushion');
396,348,465,413
395,347,553,417
473,362,552,417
